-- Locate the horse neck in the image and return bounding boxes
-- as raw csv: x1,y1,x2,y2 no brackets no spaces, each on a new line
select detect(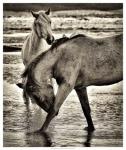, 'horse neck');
33,48,60,84
37,38,50,53
30,27,49,53
29,30,41,53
